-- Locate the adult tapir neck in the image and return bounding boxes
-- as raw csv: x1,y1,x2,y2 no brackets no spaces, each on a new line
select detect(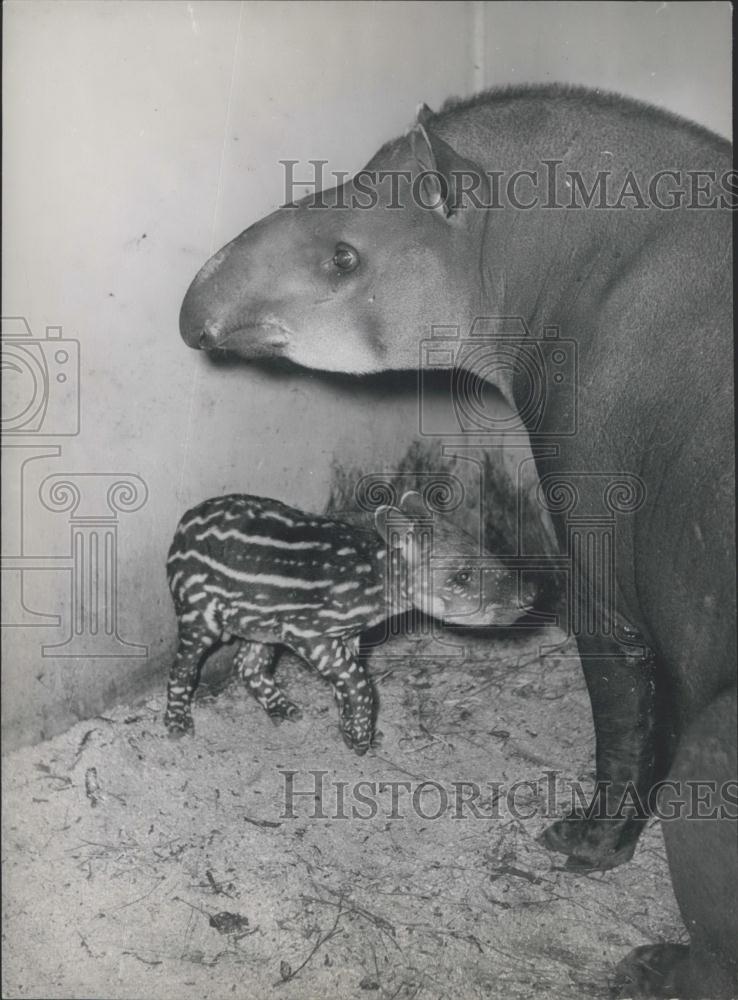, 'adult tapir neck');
428,90,735,468
427,87,735,364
